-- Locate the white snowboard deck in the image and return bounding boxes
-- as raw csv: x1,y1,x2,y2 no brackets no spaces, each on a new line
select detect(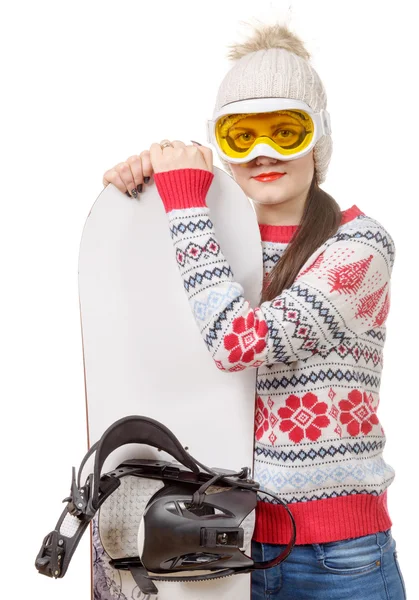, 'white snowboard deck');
78,166,263,599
